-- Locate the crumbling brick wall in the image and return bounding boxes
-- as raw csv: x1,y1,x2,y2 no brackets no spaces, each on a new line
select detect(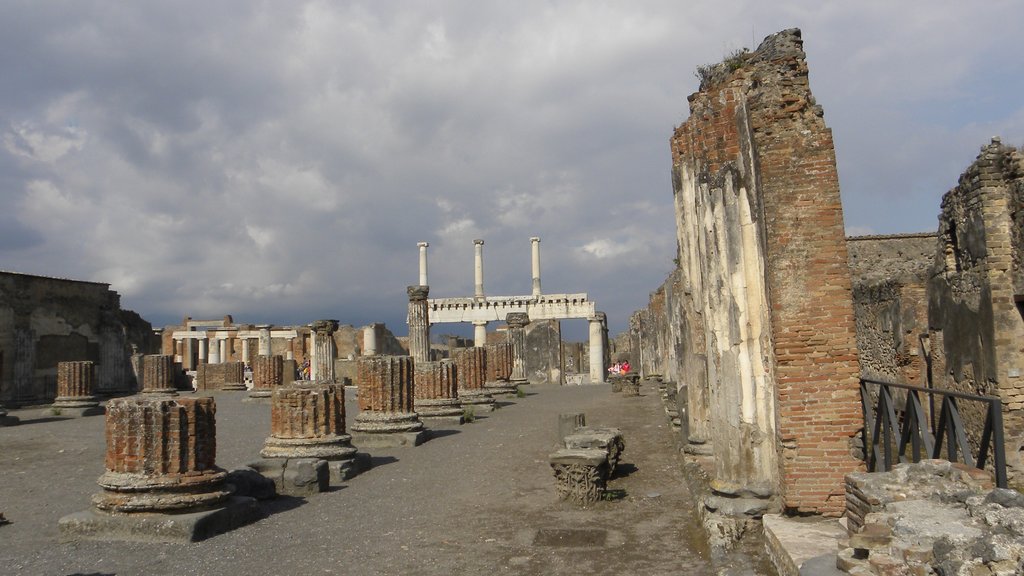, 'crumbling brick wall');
928,139,1024,483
